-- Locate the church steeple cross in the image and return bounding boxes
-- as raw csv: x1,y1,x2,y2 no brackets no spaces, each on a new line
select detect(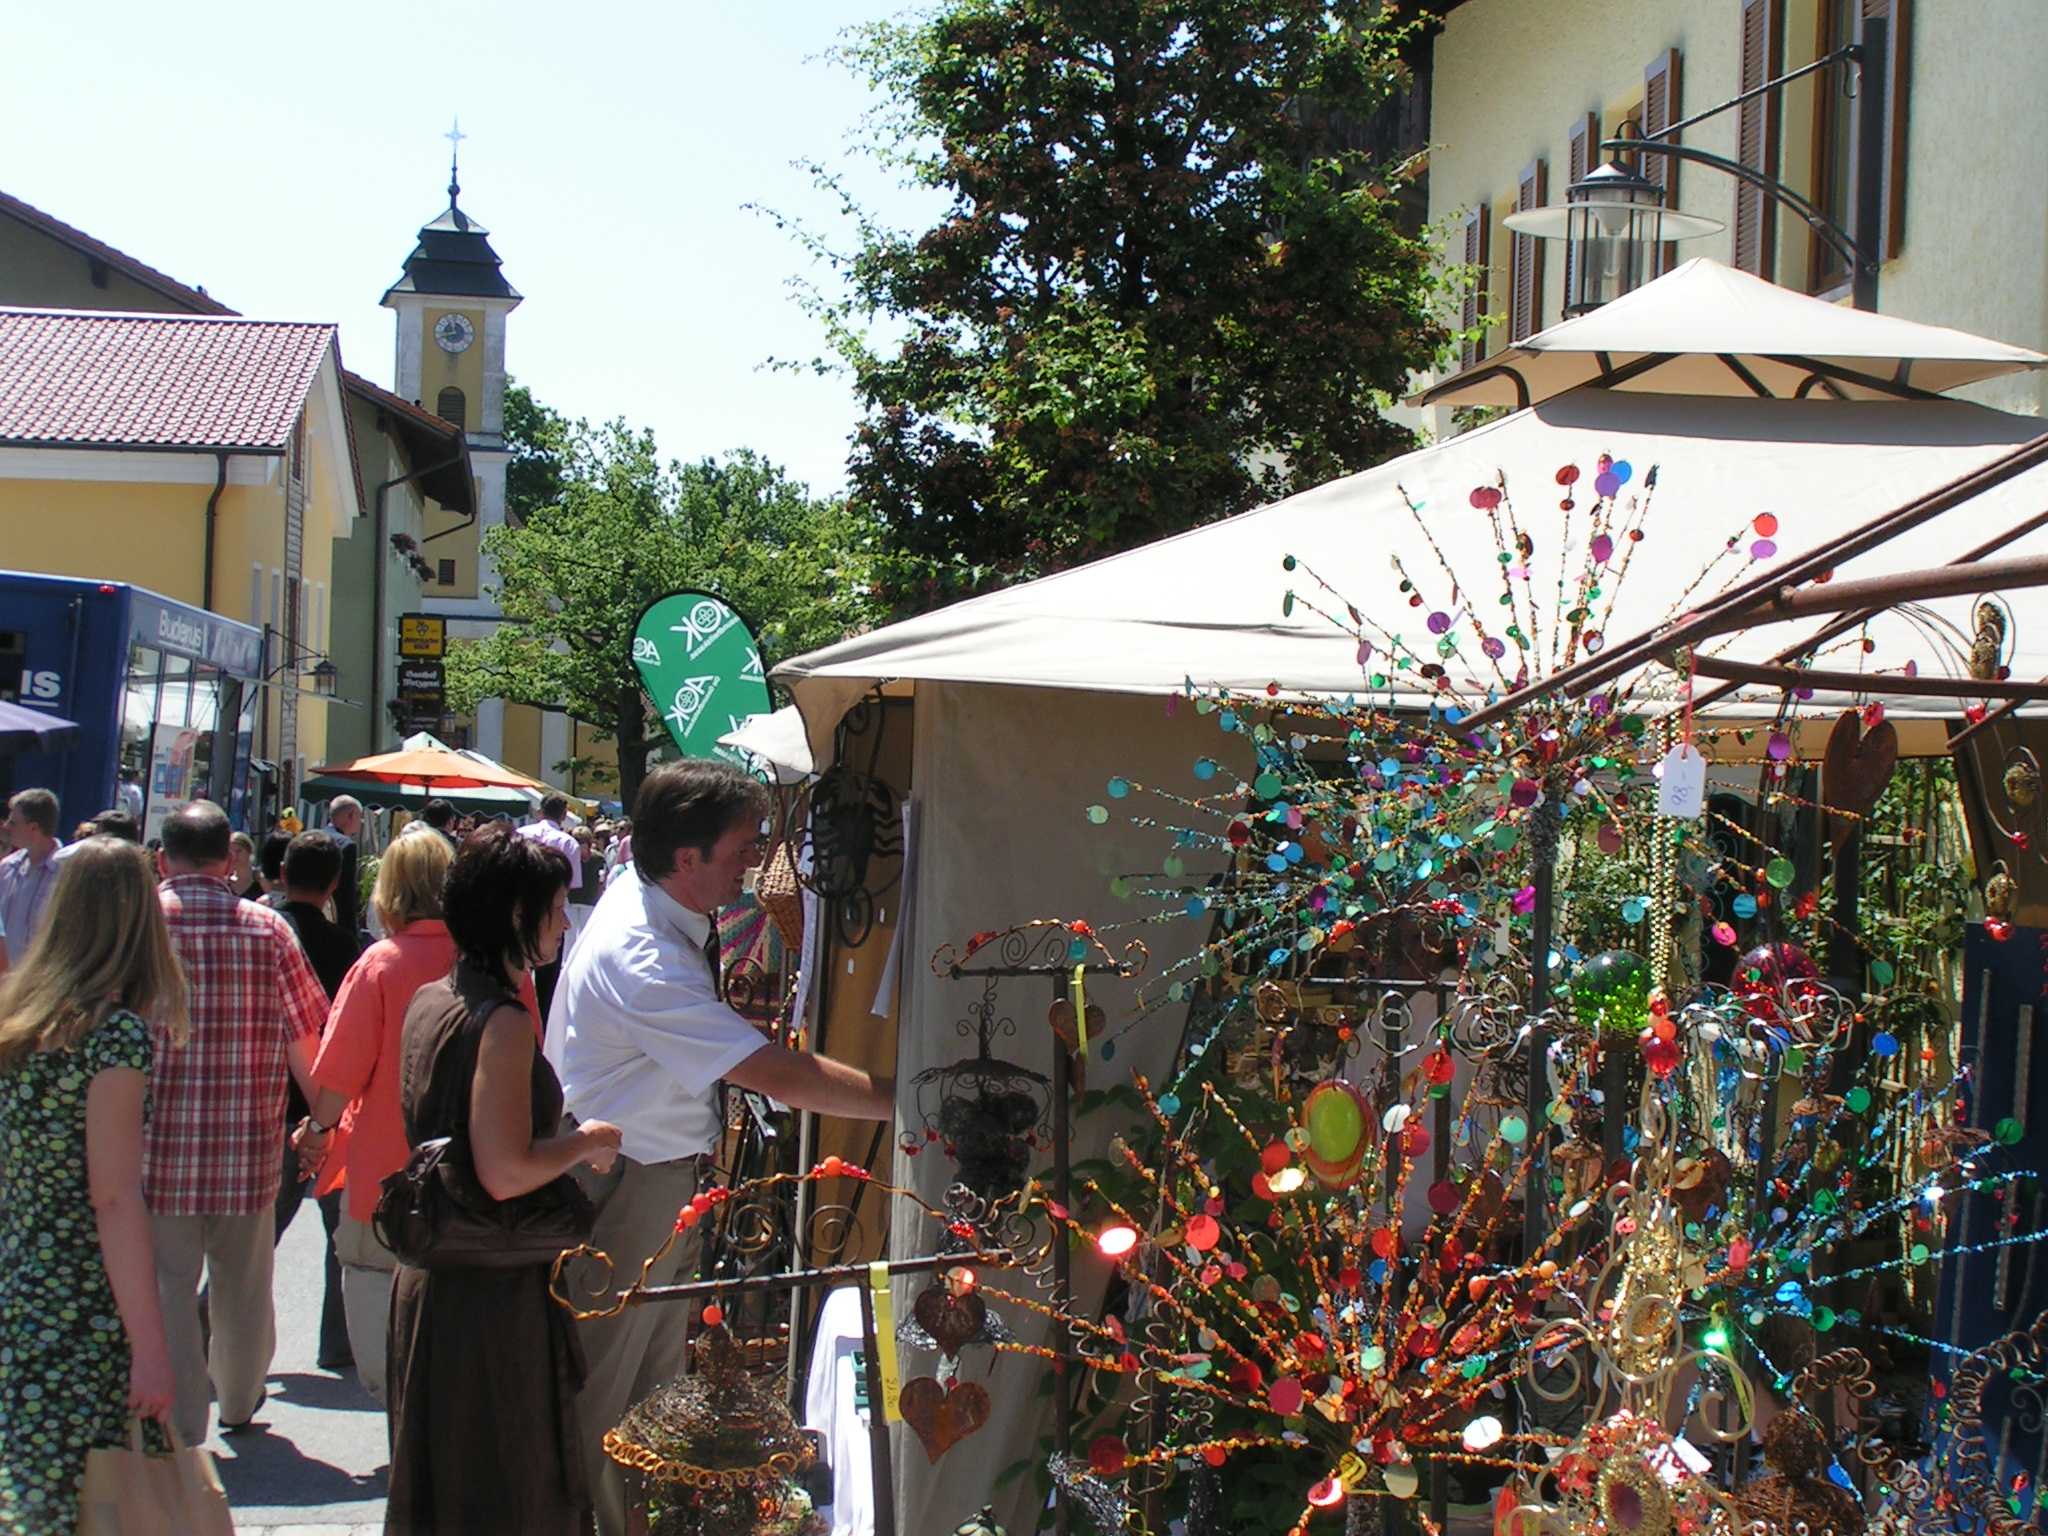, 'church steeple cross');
445,117,466,206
